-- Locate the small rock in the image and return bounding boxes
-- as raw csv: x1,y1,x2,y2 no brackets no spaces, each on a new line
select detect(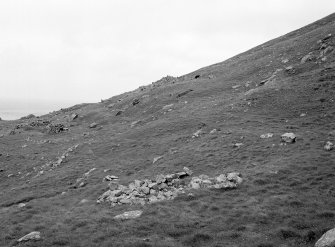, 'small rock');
104,175,119,181
115,110,123,116
227,172,243,184
192,129,202,138
232,85,241,89
216,174,227,183
324,141,334,151
115,210,142,220
183,167,193,176
18,203,26,208
190,181,200,189
119,198,132,204
80,199,89,204
260,133,273,139
210,129,217,134
281,133,296,143
162,104,174,110
153,156,163,164
301,54,313,64
233,143,243,148
18,231,41,242
131,120,141,128
315,227,335,247
300,113,306,117
132,99,140,106
282,58,289,63
89,123,98,128
109,182,120,190
71,113,78,120
285,65,294,71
